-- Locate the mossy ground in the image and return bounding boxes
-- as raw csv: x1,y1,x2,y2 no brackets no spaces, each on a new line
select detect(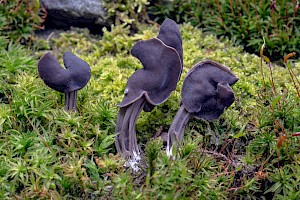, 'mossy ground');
0,23,300,199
